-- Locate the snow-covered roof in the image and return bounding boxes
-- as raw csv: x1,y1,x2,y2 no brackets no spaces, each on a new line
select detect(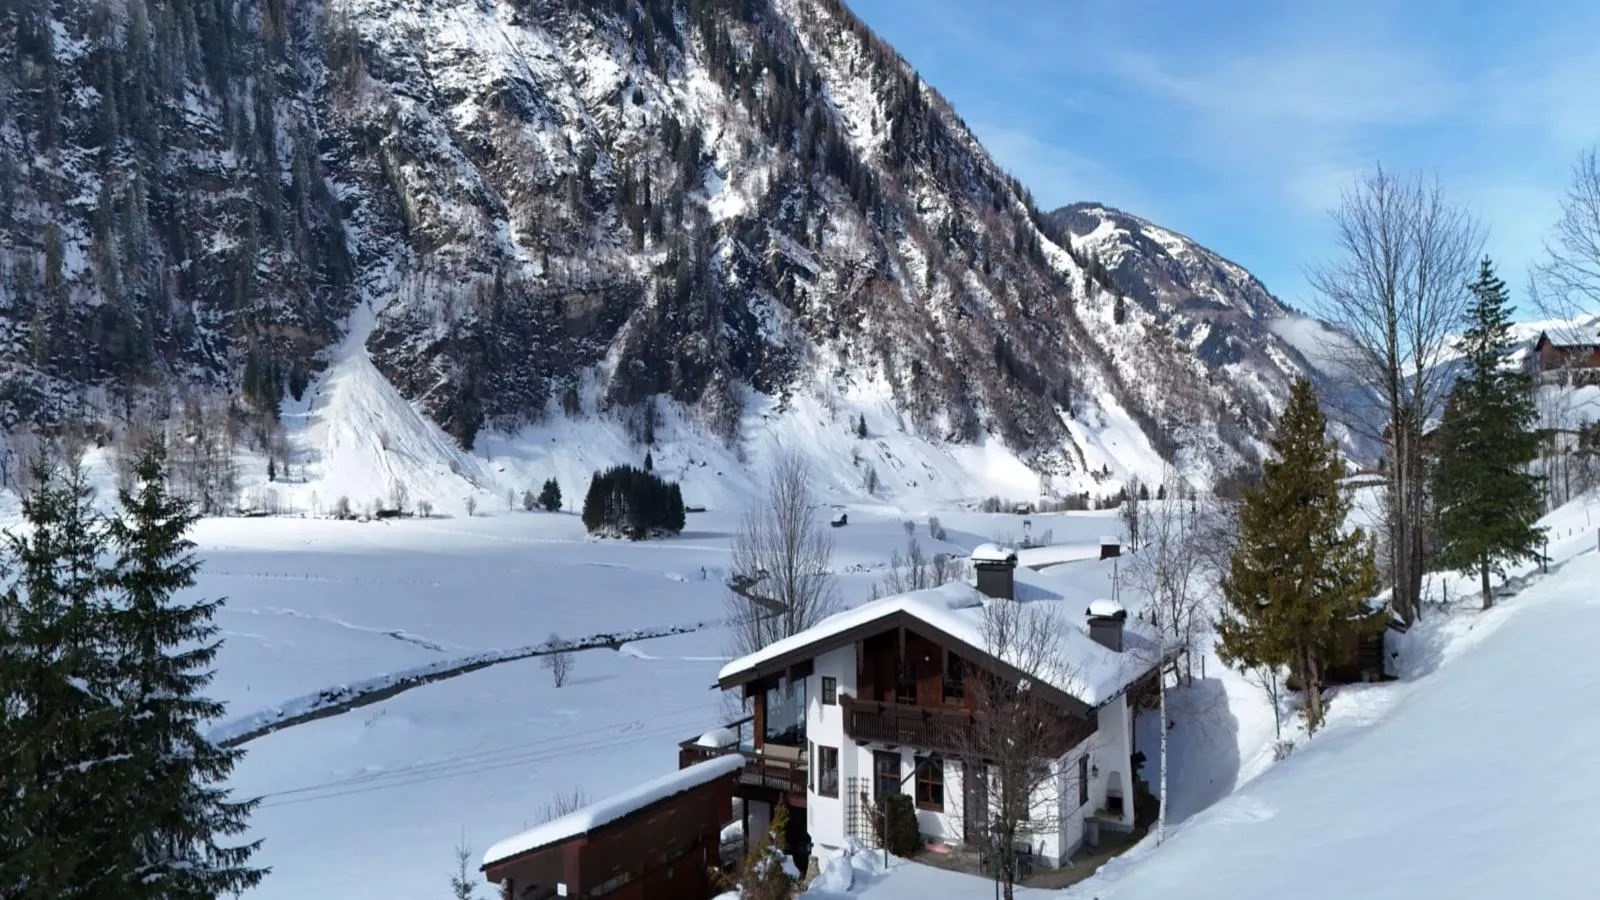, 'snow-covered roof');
1099,535,1120,545
970,542,1018,564
1088,599,1126,618
482,755,745,868
717,558,1163,708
